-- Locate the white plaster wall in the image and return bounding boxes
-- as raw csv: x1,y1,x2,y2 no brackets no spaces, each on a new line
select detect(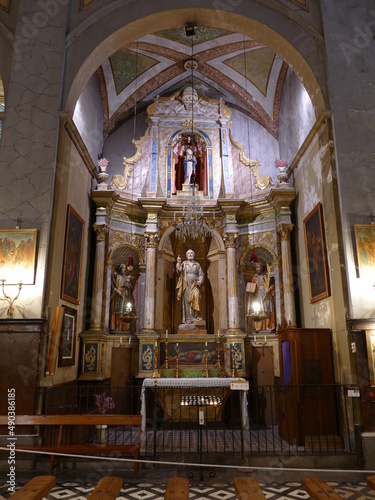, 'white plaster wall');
103,110,149,196
0,1,67,319
230,109,279,188
321,1,375,319
278,68,316,163
73,74,104,163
